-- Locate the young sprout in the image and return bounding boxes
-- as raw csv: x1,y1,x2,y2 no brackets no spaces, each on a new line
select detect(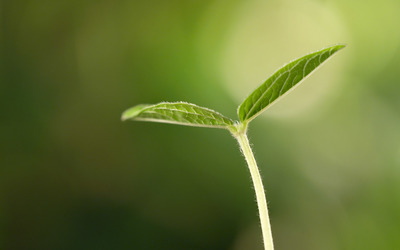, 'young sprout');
122,44,346,250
